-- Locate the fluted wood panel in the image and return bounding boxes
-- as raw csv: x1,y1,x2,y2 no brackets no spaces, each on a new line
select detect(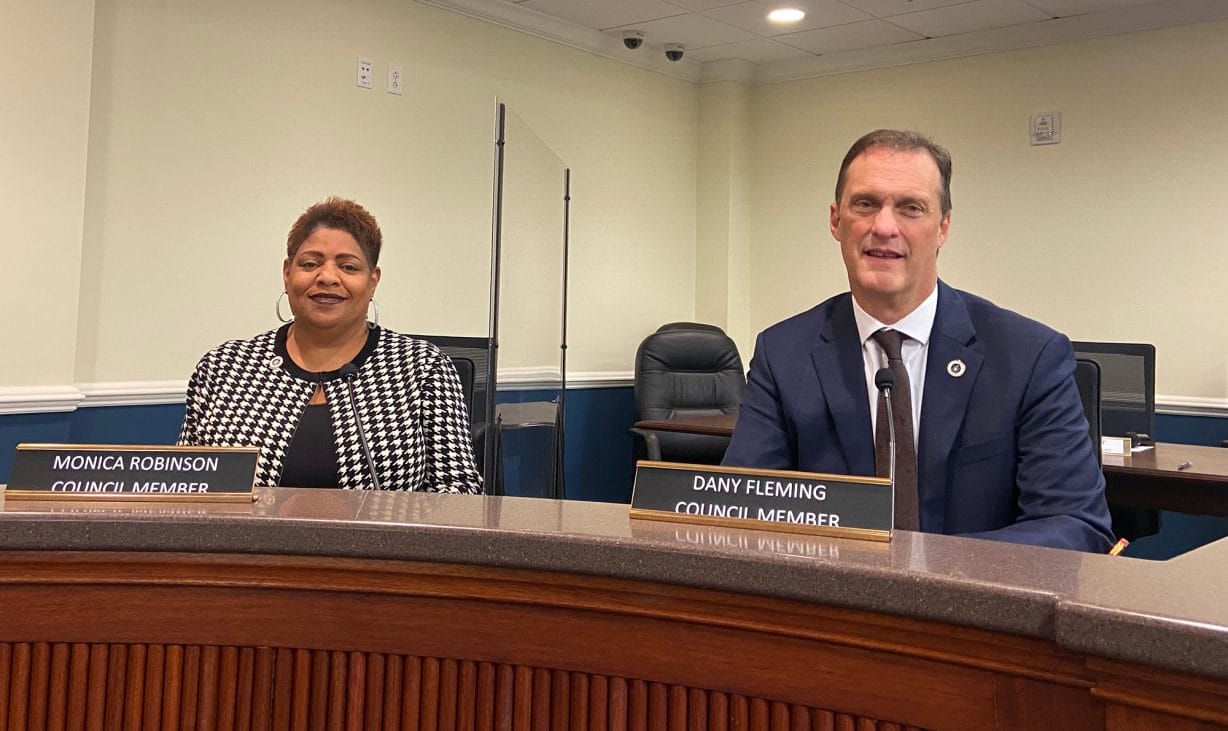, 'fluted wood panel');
2,553,1225,729
0,643,916,730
